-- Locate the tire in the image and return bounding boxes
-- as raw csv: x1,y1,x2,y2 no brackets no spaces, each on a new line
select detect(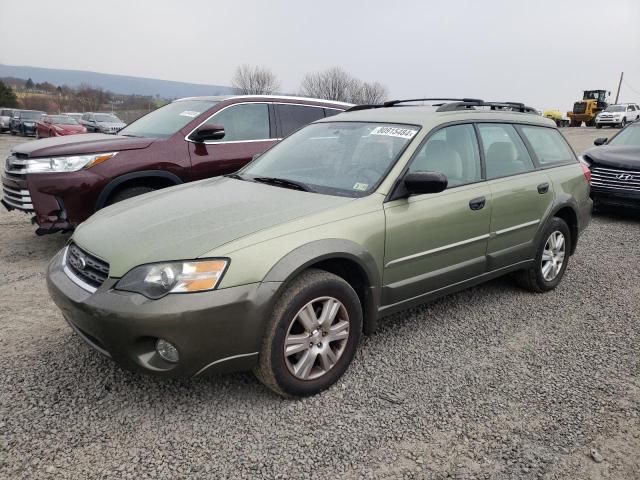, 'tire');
254,269,363,397
596,124,602,129
620,118,627,128
516,217,571,293
106,186,155,205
